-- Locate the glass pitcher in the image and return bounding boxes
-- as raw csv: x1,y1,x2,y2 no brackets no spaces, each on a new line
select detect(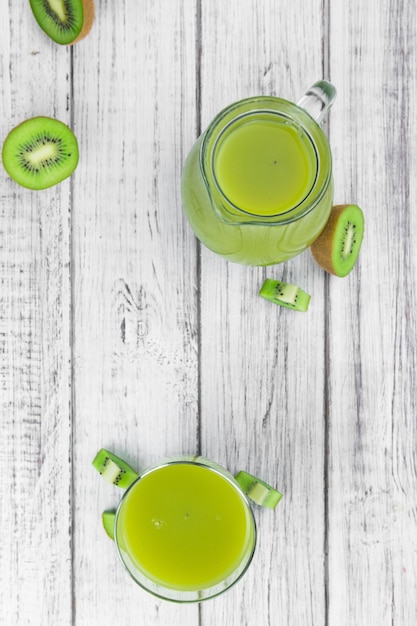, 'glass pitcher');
181,80,336,266
93,449,282,603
